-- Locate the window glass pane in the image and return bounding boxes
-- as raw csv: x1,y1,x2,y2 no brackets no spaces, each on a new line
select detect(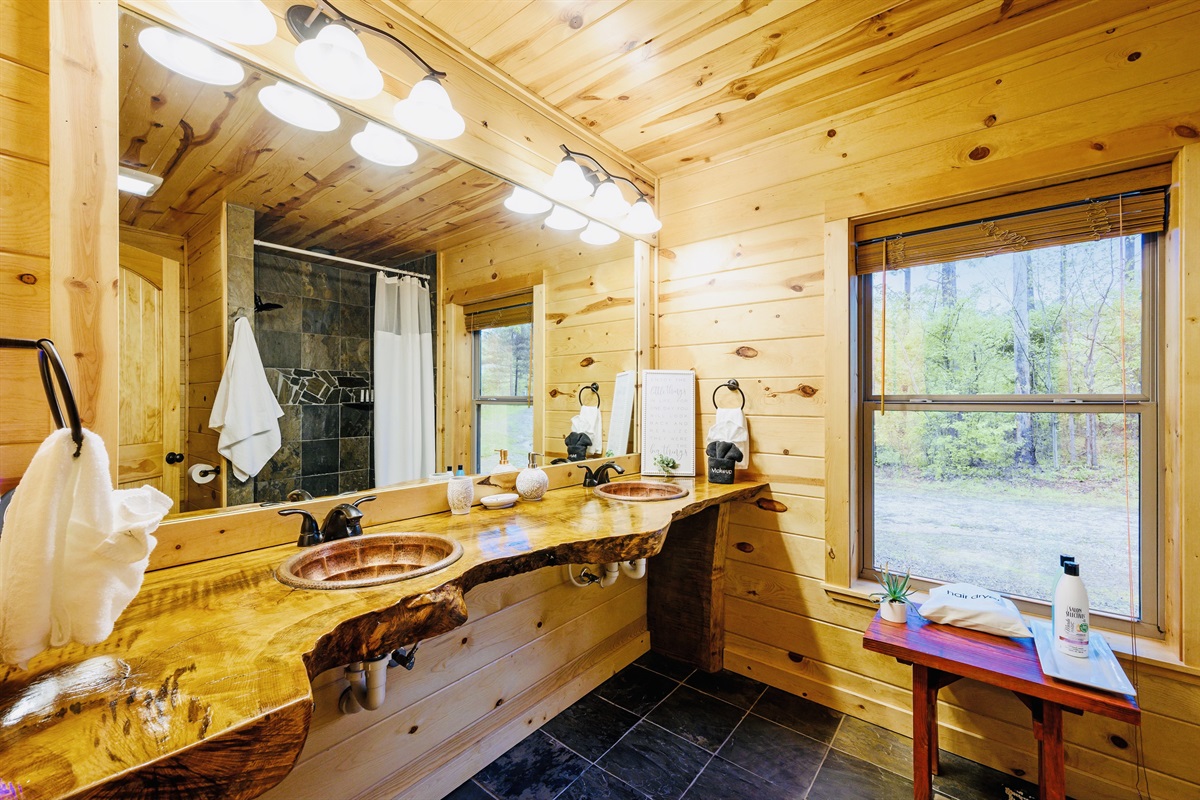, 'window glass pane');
871,236,1144,397
872,409,1140,618
477,404,533,474
478,323,532,397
